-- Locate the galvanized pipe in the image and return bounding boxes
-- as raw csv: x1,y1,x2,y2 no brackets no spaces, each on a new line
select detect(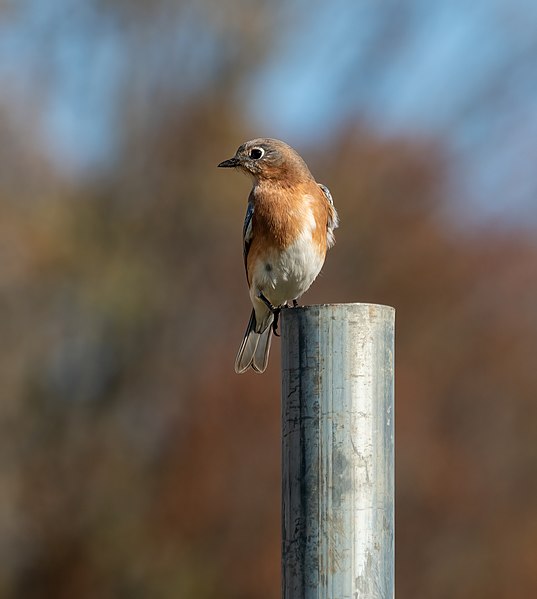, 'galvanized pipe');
281,303,395,599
